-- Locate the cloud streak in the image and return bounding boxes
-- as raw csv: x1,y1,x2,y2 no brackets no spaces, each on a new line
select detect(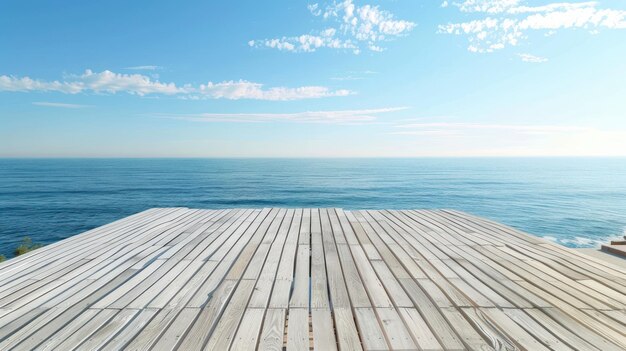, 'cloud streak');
0,70,352,101
518,53,548,63
439,0,626,53
124,65,162,71
250,0,415,54
160,107,407,124
195,80,351,100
